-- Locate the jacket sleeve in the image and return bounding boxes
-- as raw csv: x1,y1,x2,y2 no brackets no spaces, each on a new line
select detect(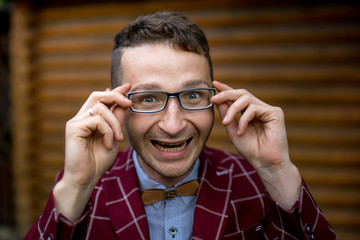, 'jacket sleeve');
264,179,337,240
25,170,93,240
24,190,92,240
